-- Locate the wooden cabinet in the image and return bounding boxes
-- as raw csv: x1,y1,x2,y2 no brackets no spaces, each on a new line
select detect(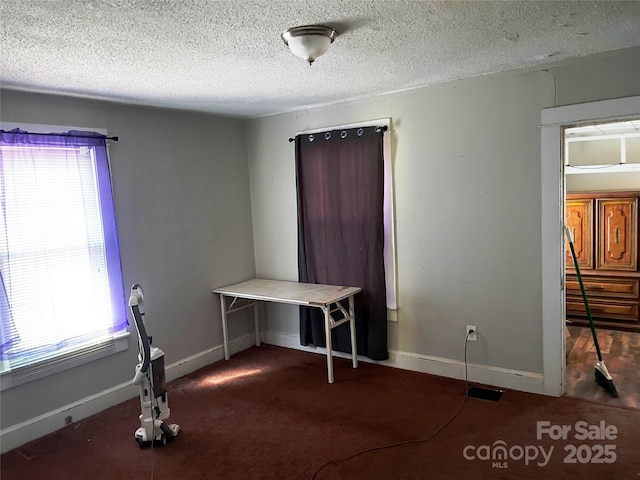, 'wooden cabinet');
566,191,640,332
566,274,639,330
